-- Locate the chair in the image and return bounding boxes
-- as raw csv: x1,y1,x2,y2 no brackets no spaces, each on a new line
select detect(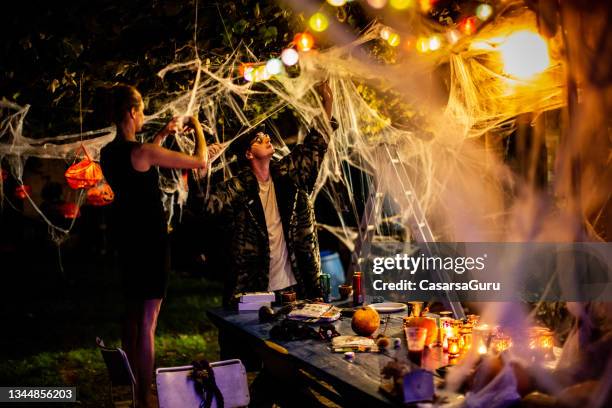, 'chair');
156,359,250,408
96,337,137,408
